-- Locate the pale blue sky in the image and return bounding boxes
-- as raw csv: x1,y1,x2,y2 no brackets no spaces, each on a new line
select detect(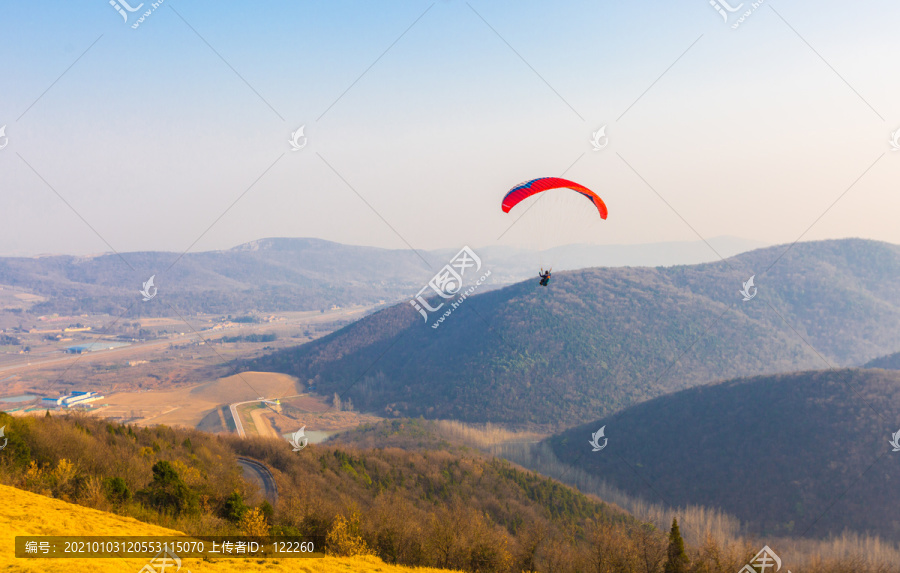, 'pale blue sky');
2,1,900,256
